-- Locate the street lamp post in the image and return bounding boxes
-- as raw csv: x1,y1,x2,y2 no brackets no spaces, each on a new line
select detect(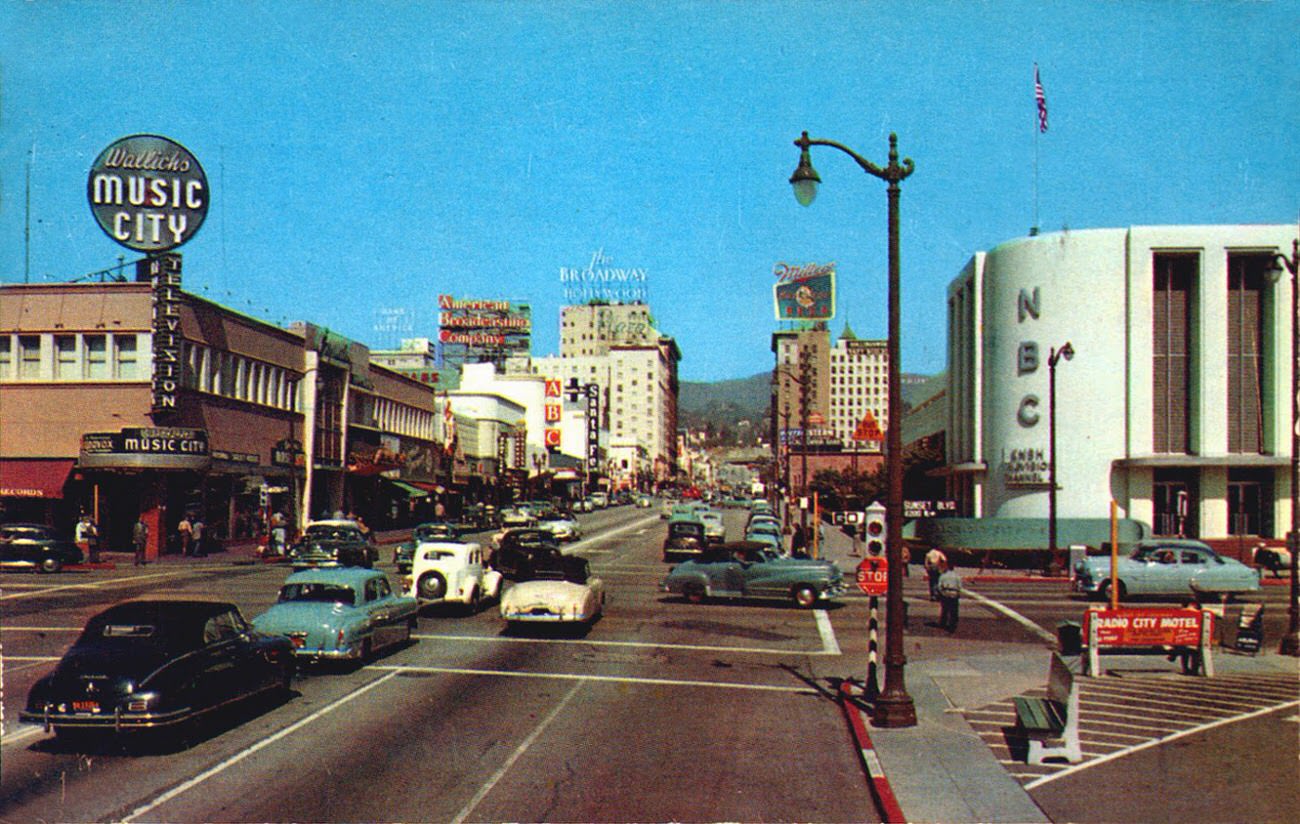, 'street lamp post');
1265,239,1299,656
1048,342,1074,574
790,130,916,727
